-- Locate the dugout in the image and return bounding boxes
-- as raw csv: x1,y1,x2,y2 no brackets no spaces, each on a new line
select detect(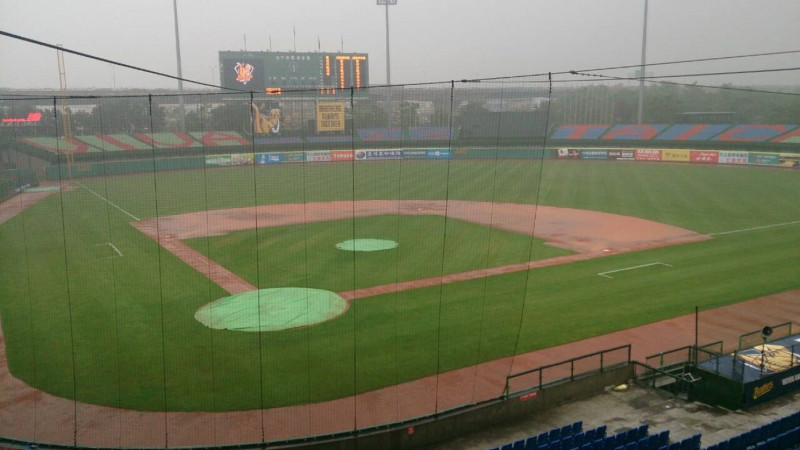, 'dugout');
651,324,800,411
